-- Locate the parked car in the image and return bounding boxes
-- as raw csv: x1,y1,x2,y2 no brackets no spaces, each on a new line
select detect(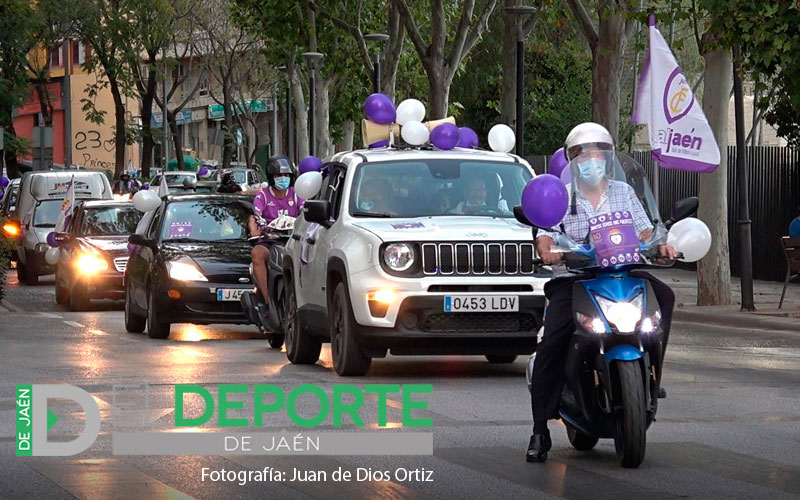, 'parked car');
283,147,550,375
210,168,263,192
54,200,142,310
15,171,112,284
125,193,254,338
1,178,21,219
